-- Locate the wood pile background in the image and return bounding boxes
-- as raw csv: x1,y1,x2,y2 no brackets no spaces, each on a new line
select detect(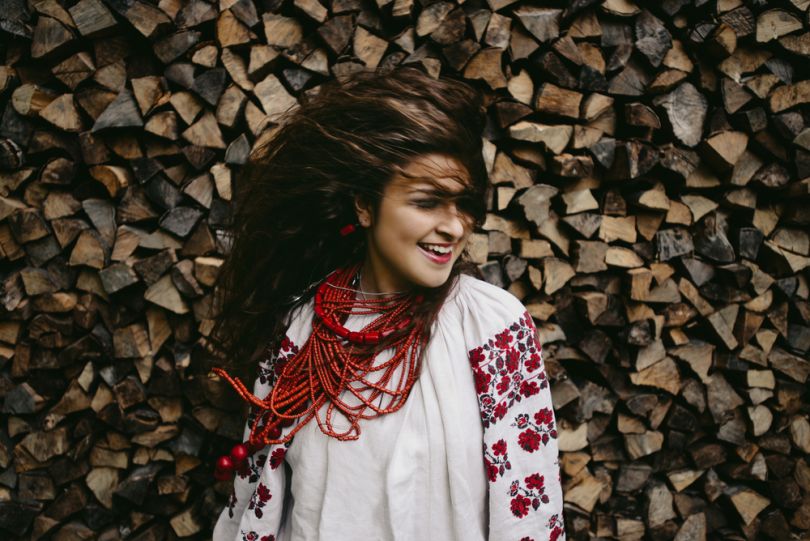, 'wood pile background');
0,0,809,539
